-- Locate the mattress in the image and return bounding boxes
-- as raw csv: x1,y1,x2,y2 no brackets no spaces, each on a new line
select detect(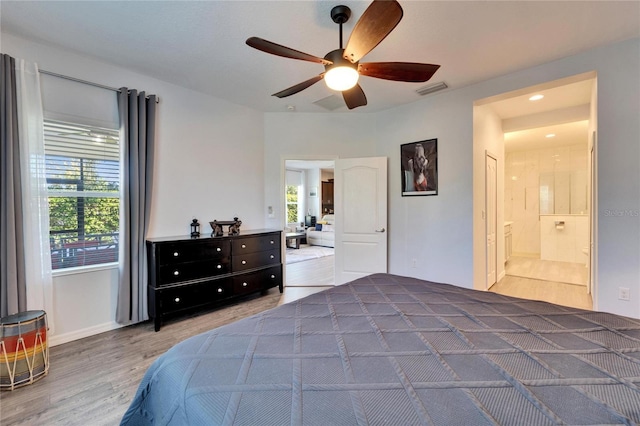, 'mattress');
121,273,640,425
